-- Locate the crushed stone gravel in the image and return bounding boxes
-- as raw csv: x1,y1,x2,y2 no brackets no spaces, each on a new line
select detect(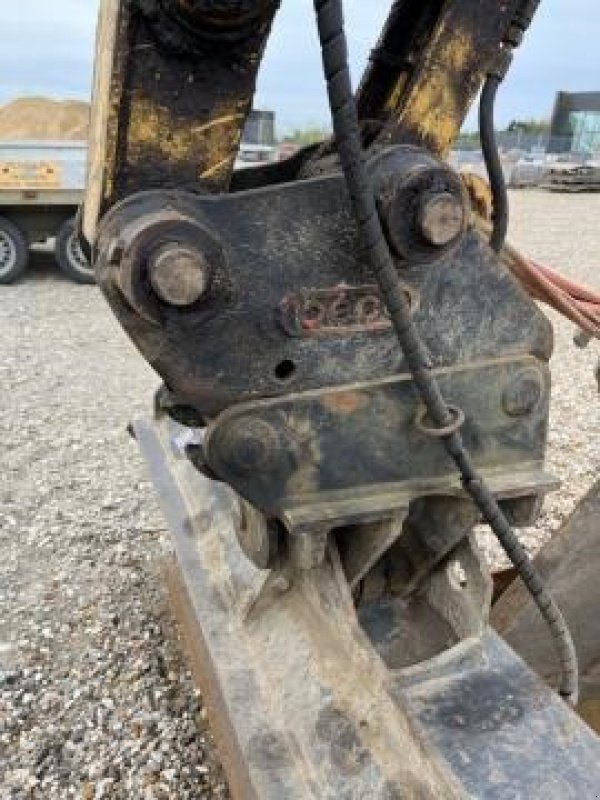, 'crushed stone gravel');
1,192,598,798
476,192,599,567
1,254,228,799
